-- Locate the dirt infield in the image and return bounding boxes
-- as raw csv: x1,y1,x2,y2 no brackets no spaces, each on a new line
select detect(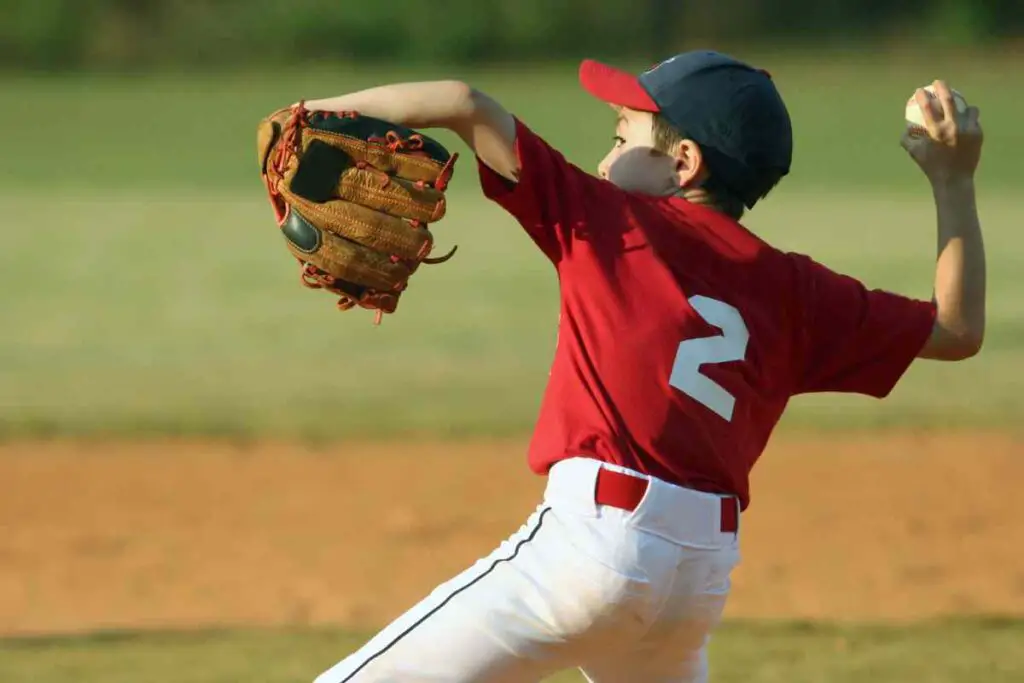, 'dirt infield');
1,432,1021,636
